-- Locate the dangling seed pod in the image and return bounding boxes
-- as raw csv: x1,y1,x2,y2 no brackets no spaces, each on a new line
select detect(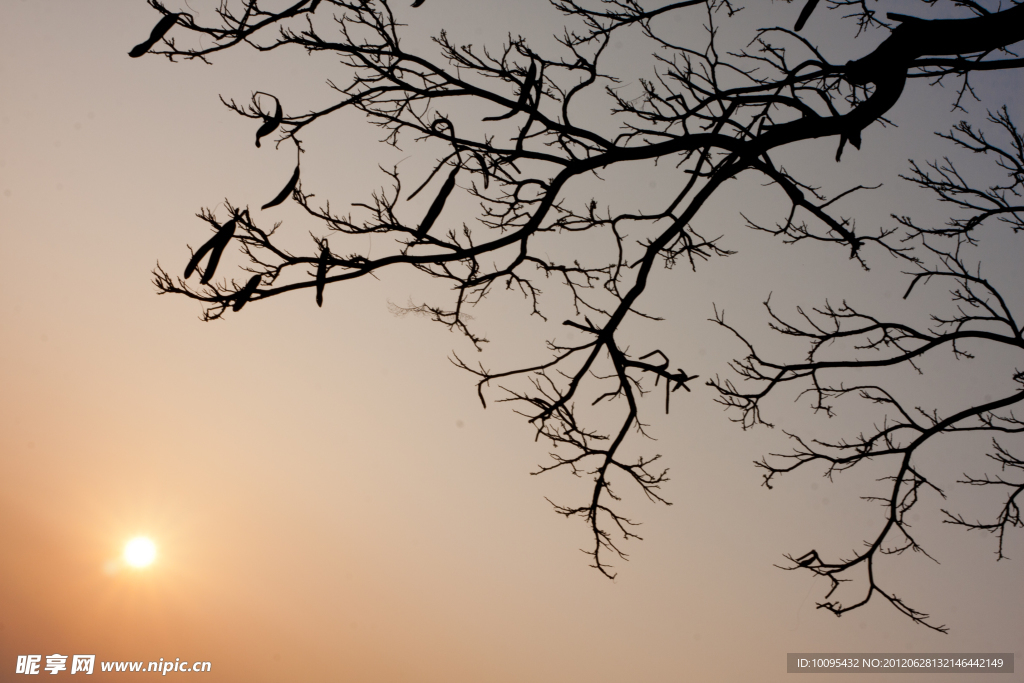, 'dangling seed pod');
261,165,300,210
474,152,490,189
129,13,180,58
255,96,282,148
416,166,459,238
315,244,330,307
199,219,236,285
232,274,262,312
184,218,236,284
517,61,537,109
483,60,537,121
794,0,820,31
